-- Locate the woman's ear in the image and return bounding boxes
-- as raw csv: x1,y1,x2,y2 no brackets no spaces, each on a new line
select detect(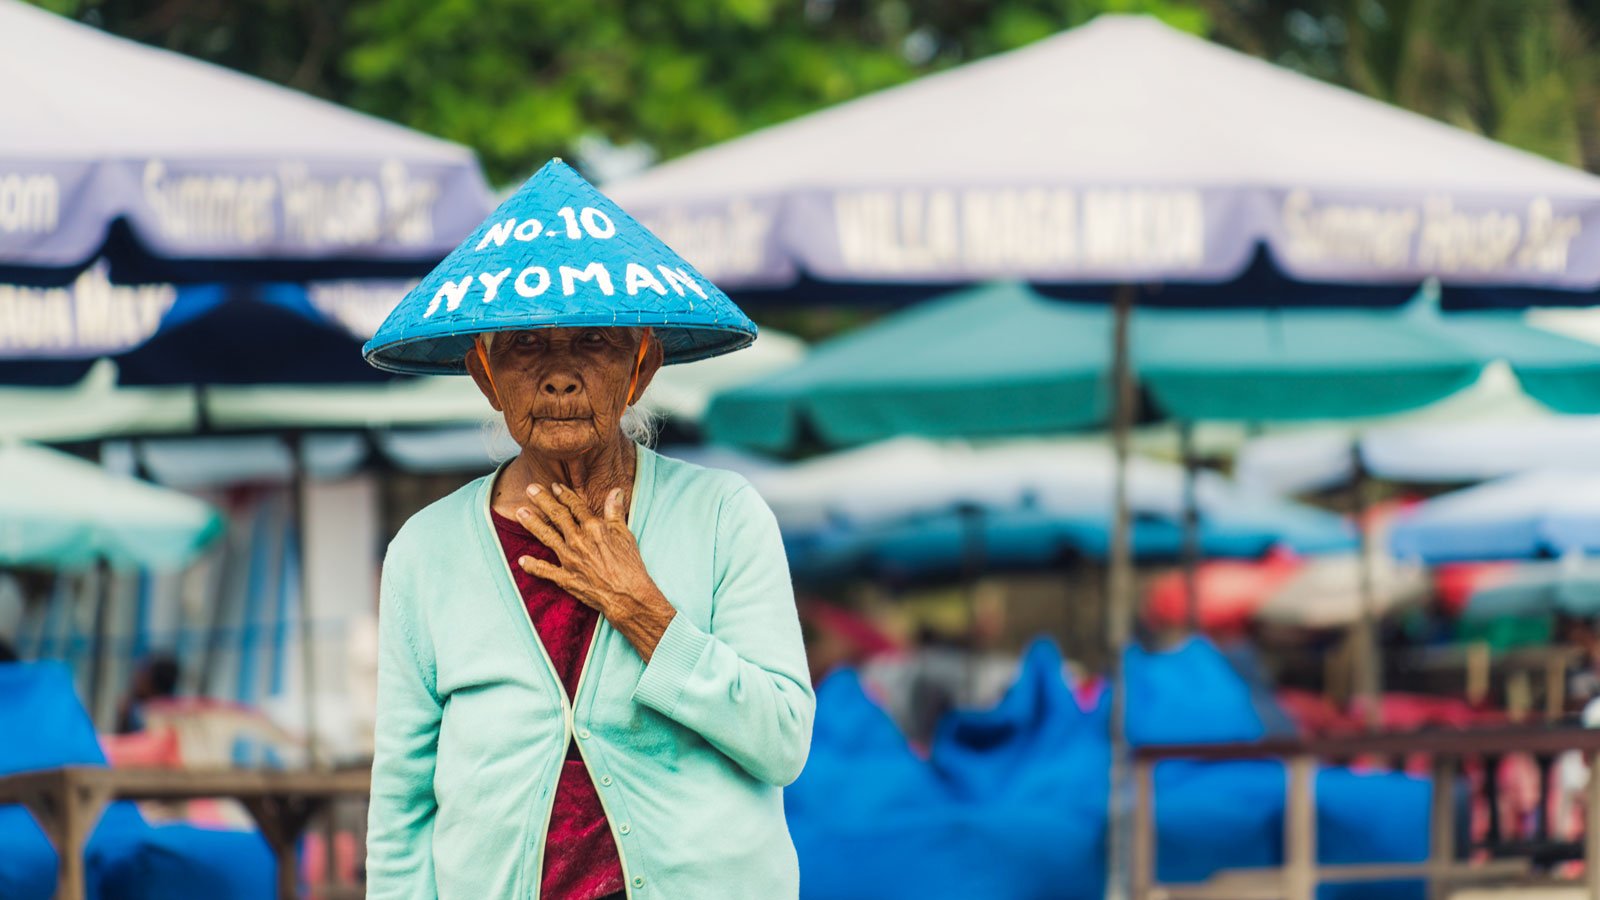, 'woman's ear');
465,340,503,412
627,329,666,406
